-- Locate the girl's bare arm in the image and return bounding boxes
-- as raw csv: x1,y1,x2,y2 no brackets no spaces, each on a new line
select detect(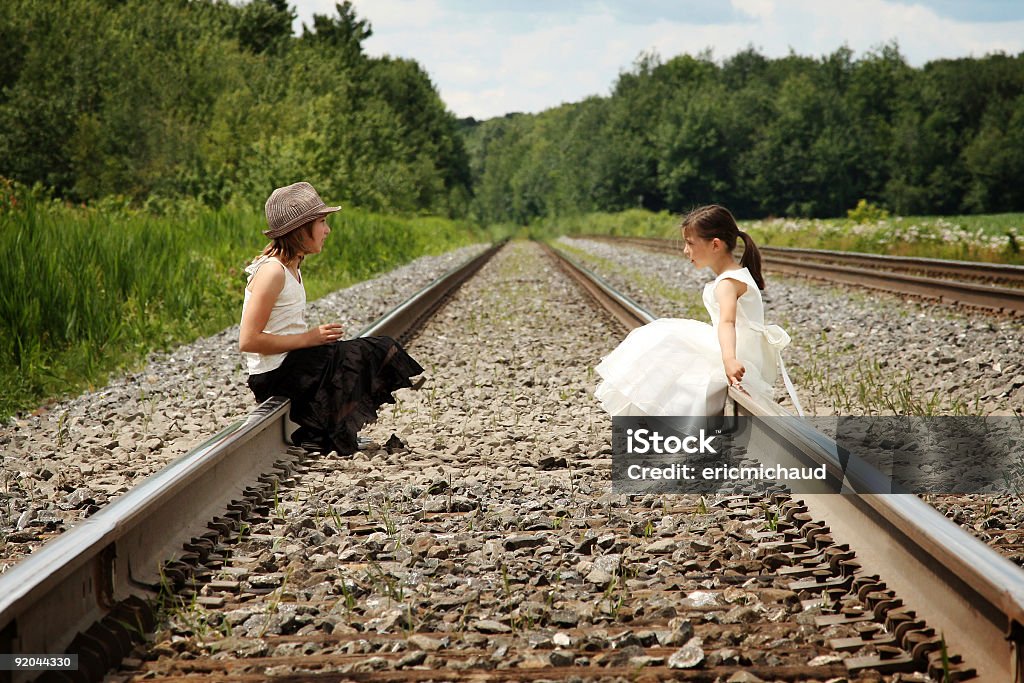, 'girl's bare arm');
715,278,747,385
